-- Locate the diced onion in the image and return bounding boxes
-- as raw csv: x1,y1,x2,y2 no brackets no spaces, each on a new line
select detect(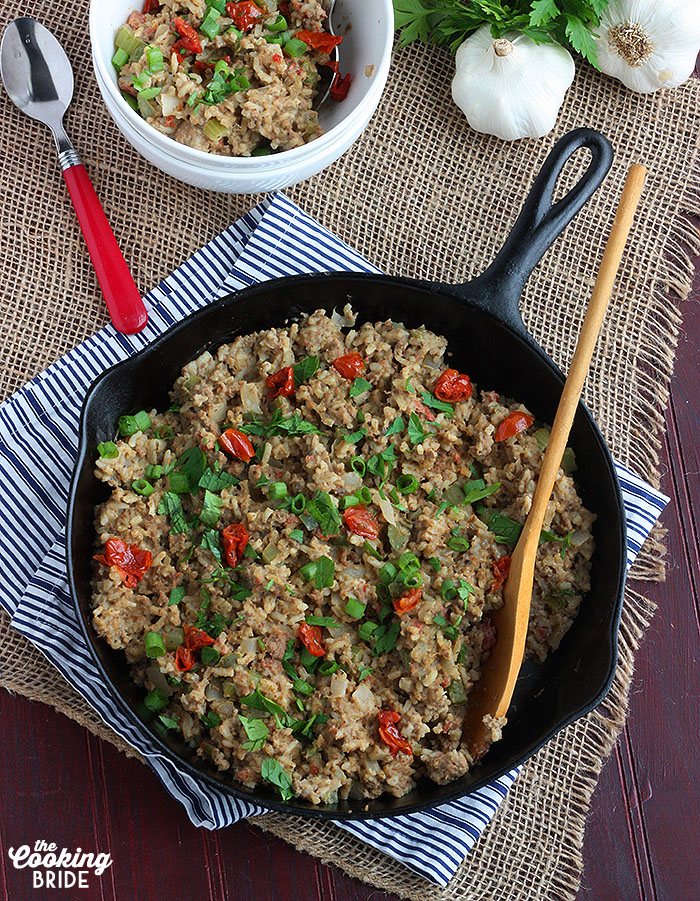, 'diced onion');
240,637,258,655
146,664,173,697
371,488,396,526
330,671,348,698
341,471,363,491
240,382,262,414
160,92,180,116
352,681,374,711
